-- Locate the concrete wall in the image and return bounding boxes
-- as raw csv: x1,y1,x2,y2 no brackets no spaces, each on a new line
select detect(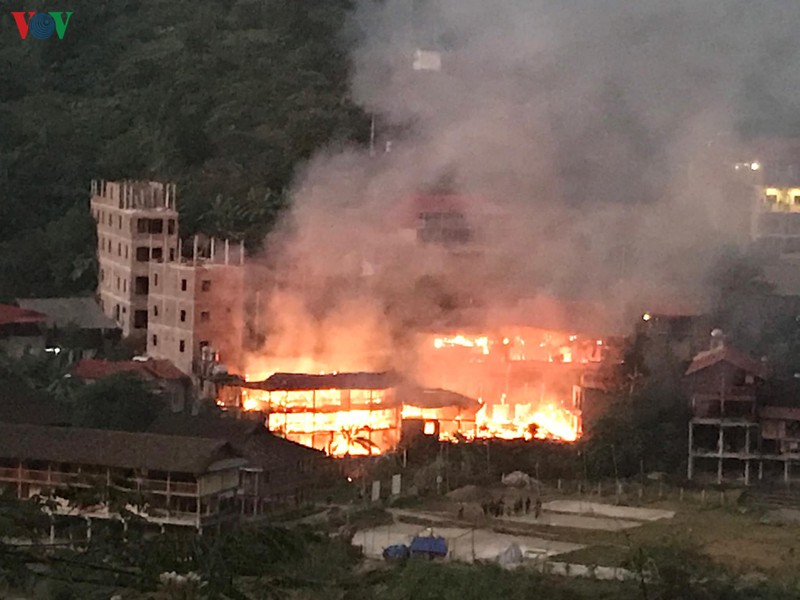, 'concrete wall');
147,260,246,376
91,181,179,338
